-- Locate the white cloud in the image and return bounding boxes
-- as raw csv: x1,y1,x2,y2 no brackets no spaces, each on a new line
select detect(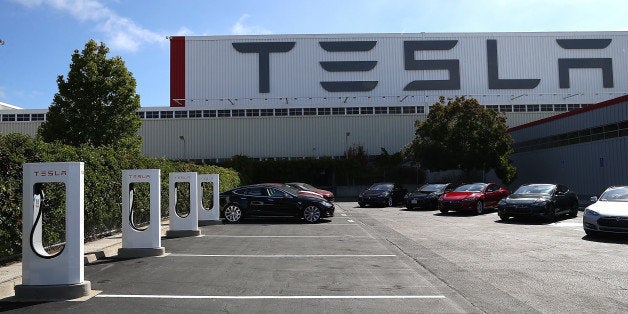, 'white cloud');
231,14,272,35
13,0,166,52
